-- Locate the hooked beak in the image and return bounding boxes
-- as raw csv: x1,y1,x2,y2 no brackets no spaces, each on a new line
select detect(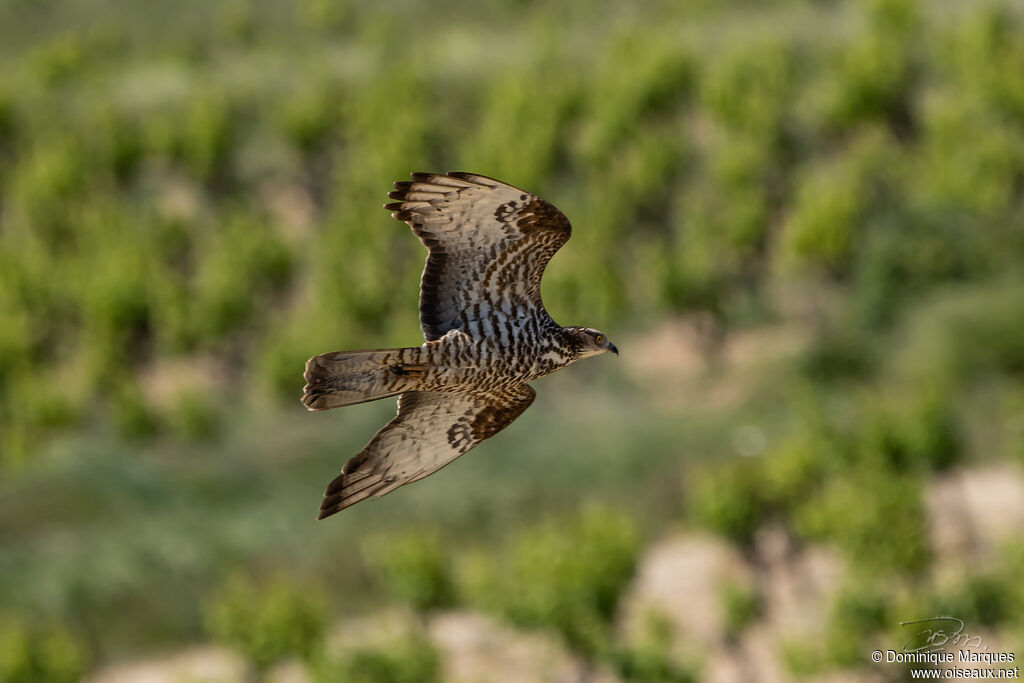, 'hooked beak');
609,342,619,356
